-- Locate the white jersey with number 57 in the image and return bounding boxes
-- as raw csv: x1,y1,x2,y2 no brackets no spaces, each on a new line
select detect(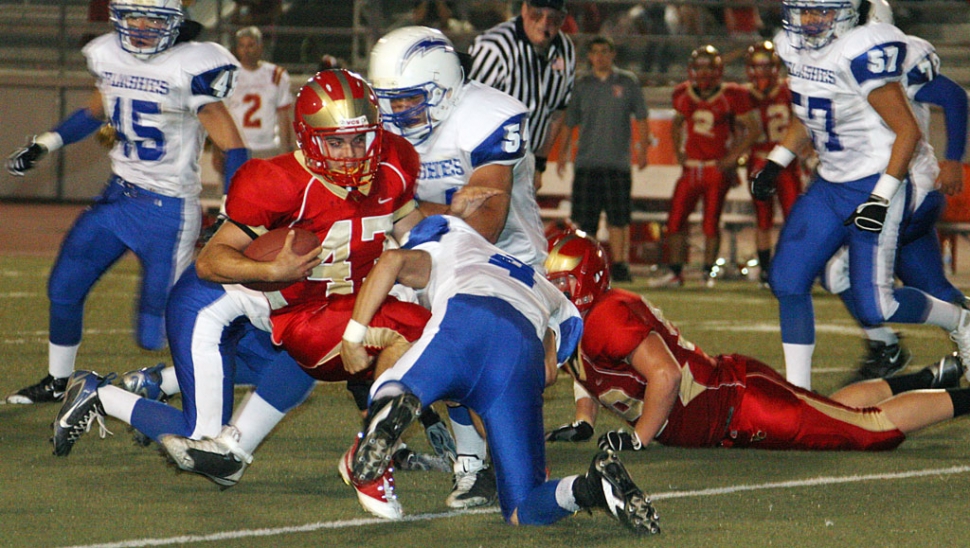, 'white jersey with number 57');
774,22,908,183
84,33,239,198
404,81,546,270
